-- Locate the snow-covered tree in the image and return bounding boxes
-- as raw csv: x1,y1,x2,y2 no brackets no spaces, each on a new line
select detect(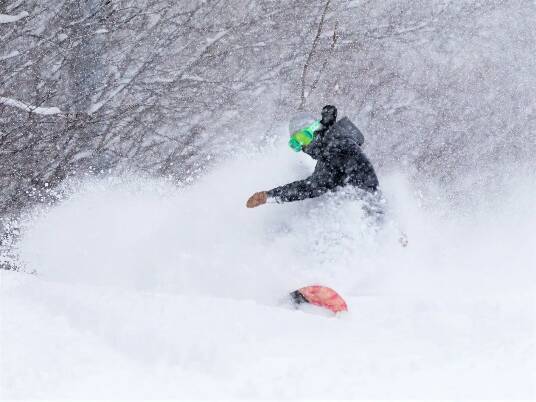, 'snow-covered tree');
1,0,535,216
